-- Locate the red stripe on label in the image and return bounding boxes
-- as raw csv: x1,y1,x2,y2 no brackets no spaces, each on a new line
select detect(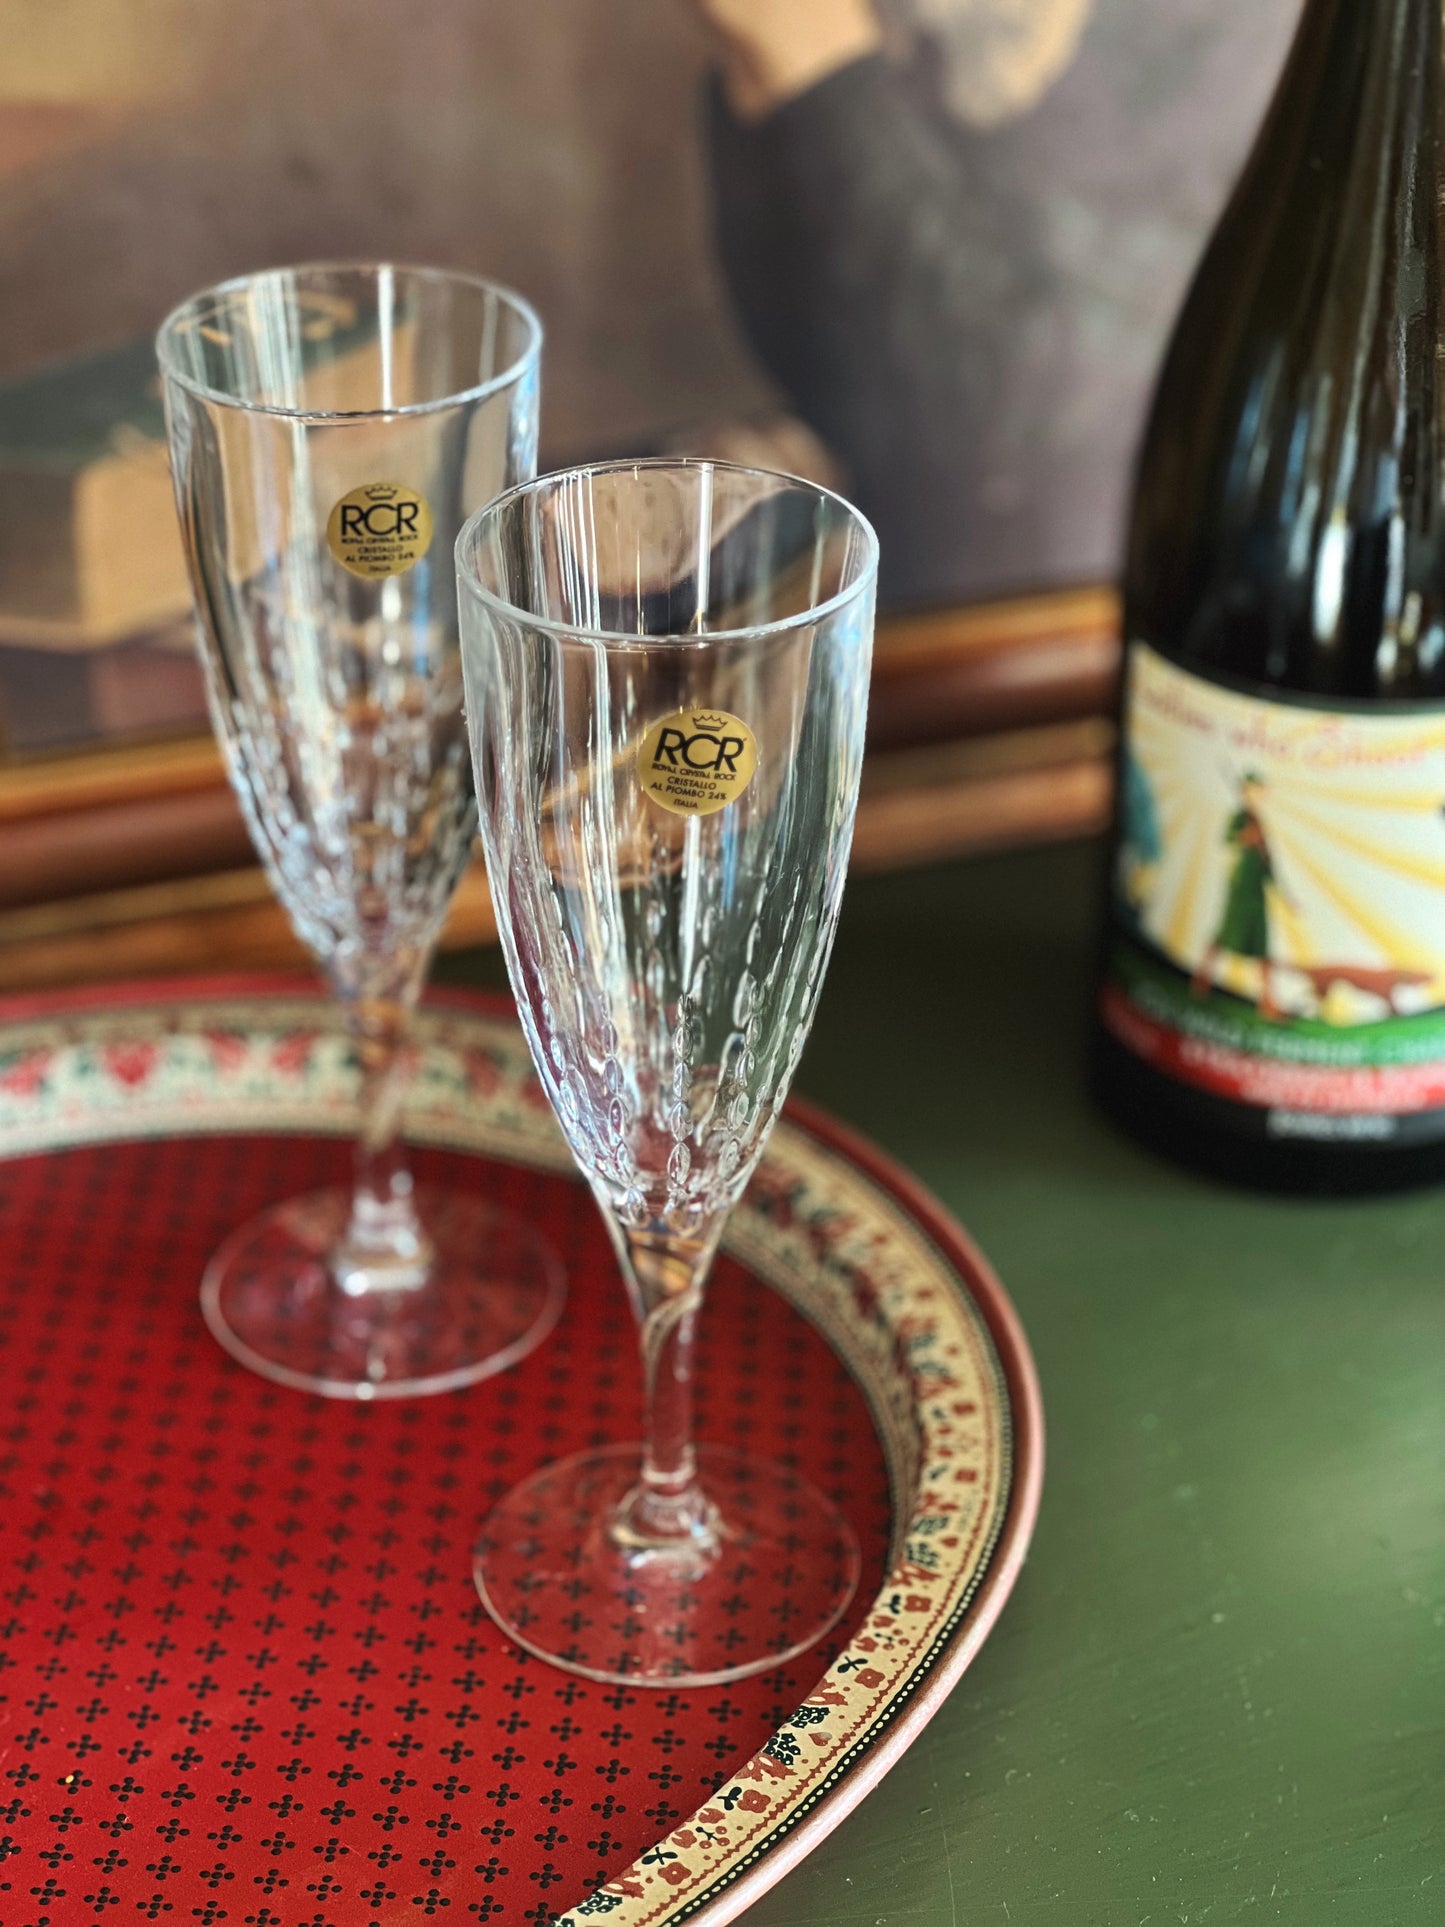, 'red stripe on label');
1100,984,1445,1114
